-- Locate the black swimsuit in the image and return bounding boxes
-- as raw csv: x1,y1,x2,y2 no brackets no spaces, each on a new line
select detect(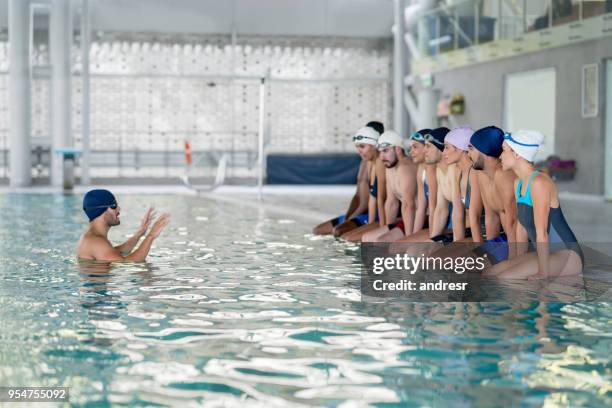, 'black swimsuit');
459,168,471,210
517,171,584,263
369,176,377,198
